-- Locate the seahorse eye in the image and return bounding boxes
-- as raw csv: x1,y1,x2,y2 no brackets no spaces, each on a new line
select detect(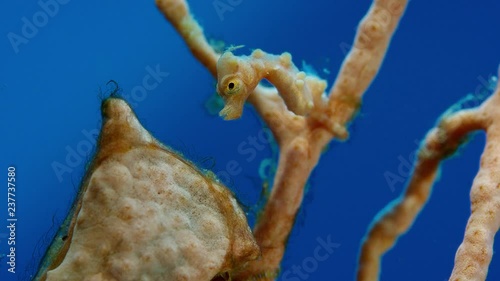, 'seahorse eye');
225,79,241,95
